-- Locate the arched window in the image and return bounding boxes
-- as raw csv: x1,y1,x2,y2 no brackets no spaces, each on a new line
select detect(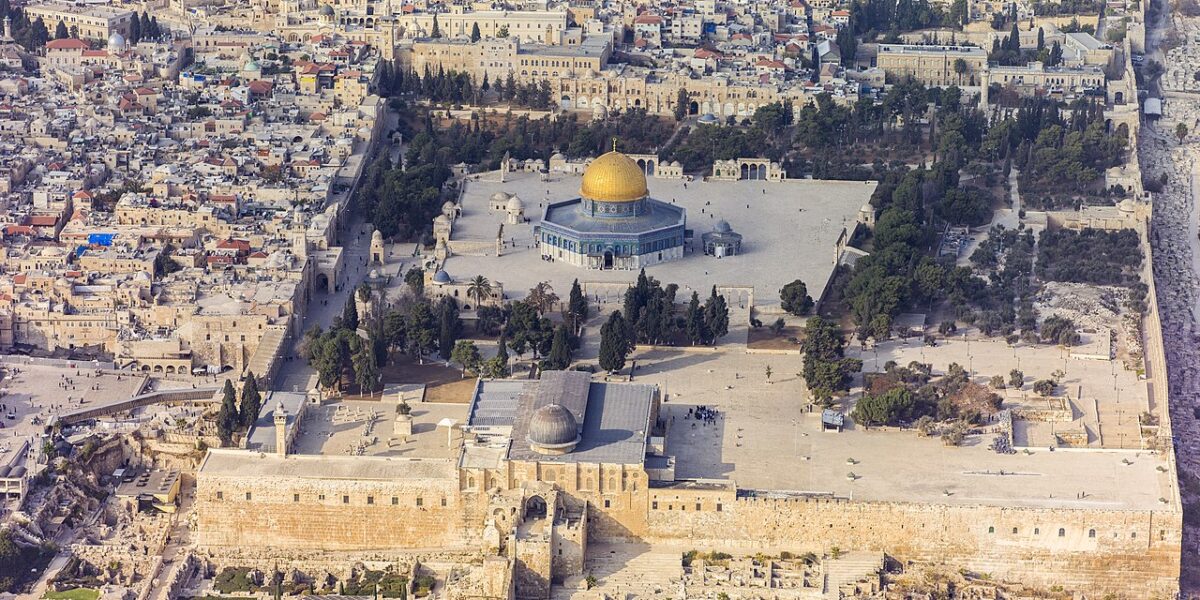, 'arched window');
987,526,994,534
1058,528,1066,537
1088,529,1096,538
1034,528,1040,535
1012,527,1018,534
